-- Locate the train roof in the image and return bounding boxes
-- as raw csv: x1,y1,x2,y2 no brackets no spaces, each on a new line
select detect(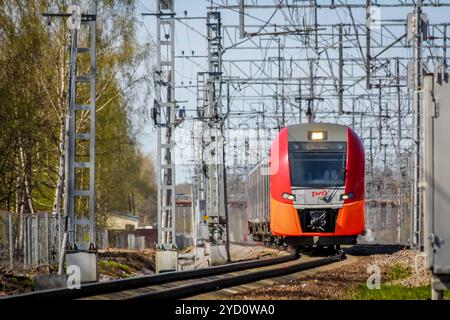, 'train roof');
285,122,350,131
286,122,350,142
